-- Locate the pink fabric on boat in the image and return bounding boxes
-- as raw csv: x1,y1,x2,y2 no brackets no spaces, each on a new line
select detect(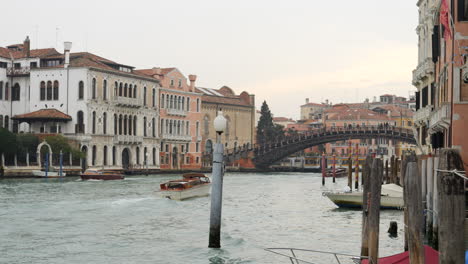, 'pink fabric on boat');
361,245,438,264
